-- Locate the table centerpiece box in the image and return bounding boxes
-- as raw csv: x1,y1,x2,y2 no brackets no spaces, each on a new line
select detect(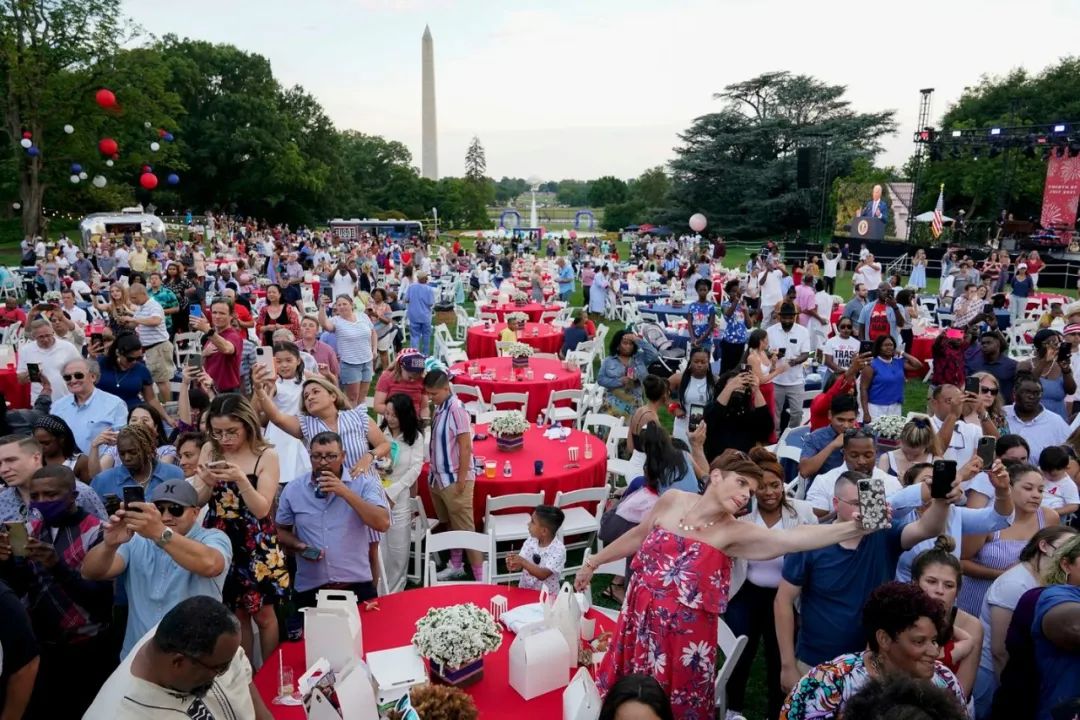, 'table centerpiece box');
411,603,502,688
